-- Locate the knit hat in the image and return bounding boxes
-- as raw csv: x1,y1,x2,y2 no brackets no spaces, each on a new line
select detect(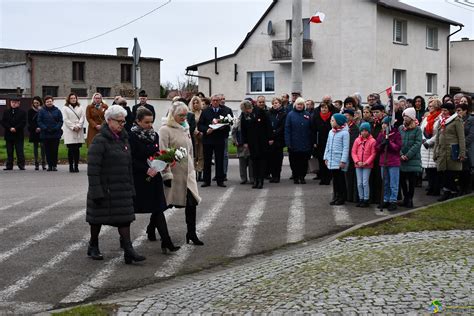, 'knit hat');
333,113,347,126
343,109,355,116
359,122,371,133
382,116,392,125
402,107,416,121
441,102,455,111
